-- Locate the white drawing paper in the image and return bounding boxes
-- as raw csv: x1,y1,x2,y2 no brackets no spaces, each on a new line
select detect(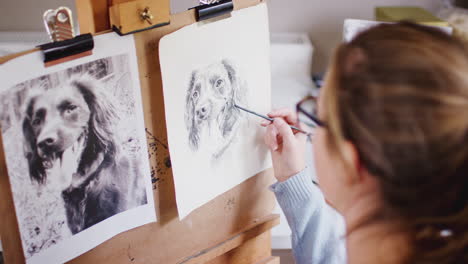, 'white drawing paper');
0,32,156,264
159,3,272,219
